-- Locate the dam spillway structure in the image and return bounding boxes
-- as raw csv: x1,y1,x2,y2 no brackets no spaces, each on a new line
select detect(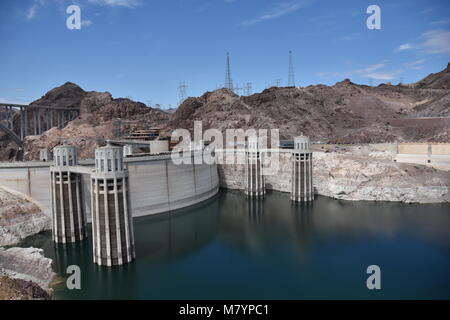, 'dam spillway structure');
291,135,314,202
91,144,135,267
245,136,265,197
50,144,87,243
